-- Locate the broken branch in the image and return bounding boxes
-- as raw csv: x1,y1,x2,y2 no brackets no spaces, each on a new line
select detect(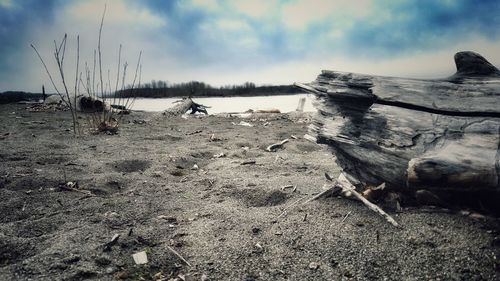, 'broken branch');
336,173,400,227
266,139,289,152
